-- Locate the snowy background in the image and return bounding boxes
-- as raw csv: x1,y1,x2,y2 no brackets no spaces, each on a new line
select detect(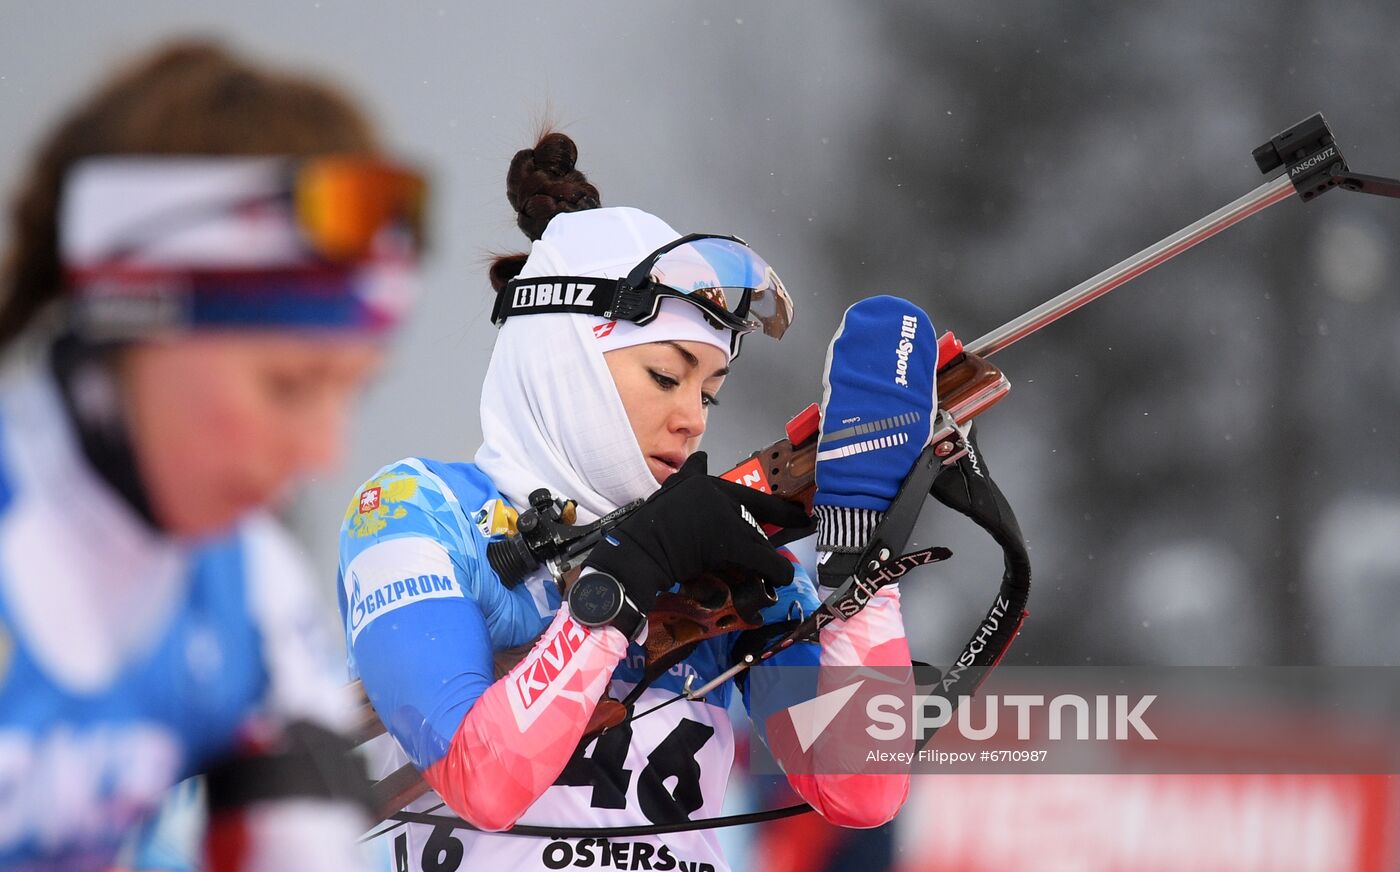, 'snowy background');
3,3,1399,869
